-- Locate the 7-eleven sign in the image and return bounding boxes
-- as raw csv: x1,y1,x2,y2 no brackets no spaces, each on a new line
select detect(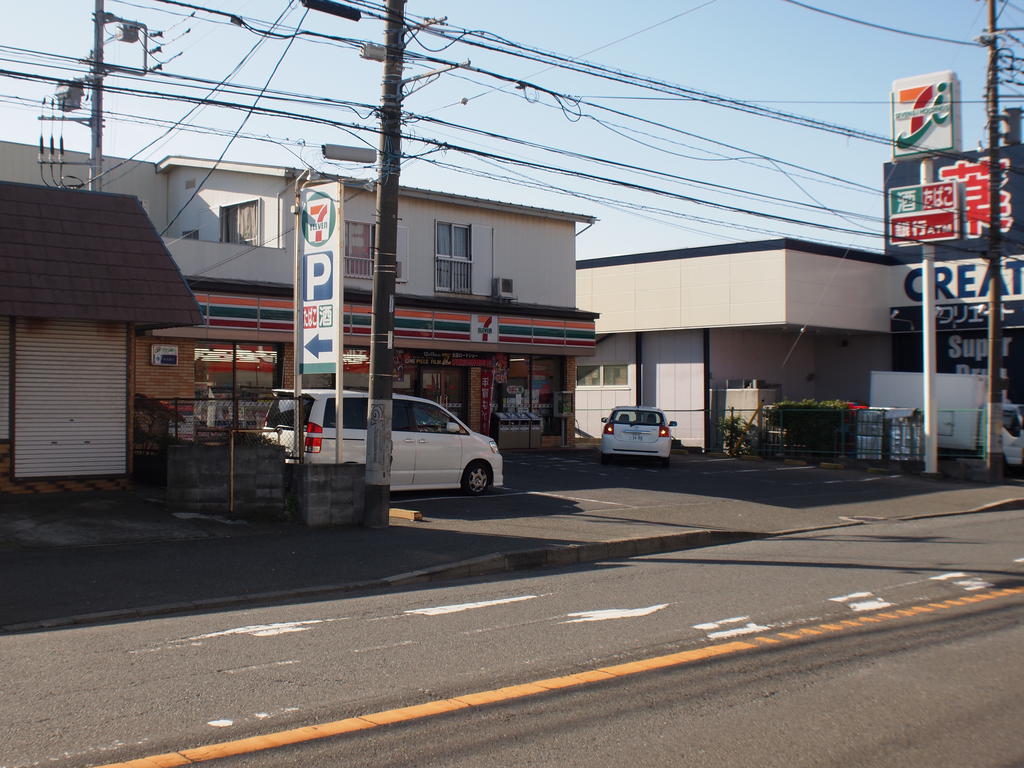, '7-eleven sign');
301,191,337,245
471,314,496,343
